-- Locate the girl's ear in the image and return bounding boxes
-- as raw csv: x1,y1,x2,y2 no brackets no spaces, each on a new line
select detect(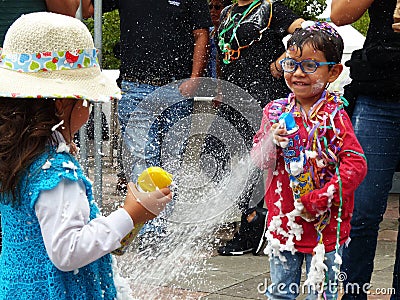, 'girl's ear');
328,63,344,83
55,99,64,119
